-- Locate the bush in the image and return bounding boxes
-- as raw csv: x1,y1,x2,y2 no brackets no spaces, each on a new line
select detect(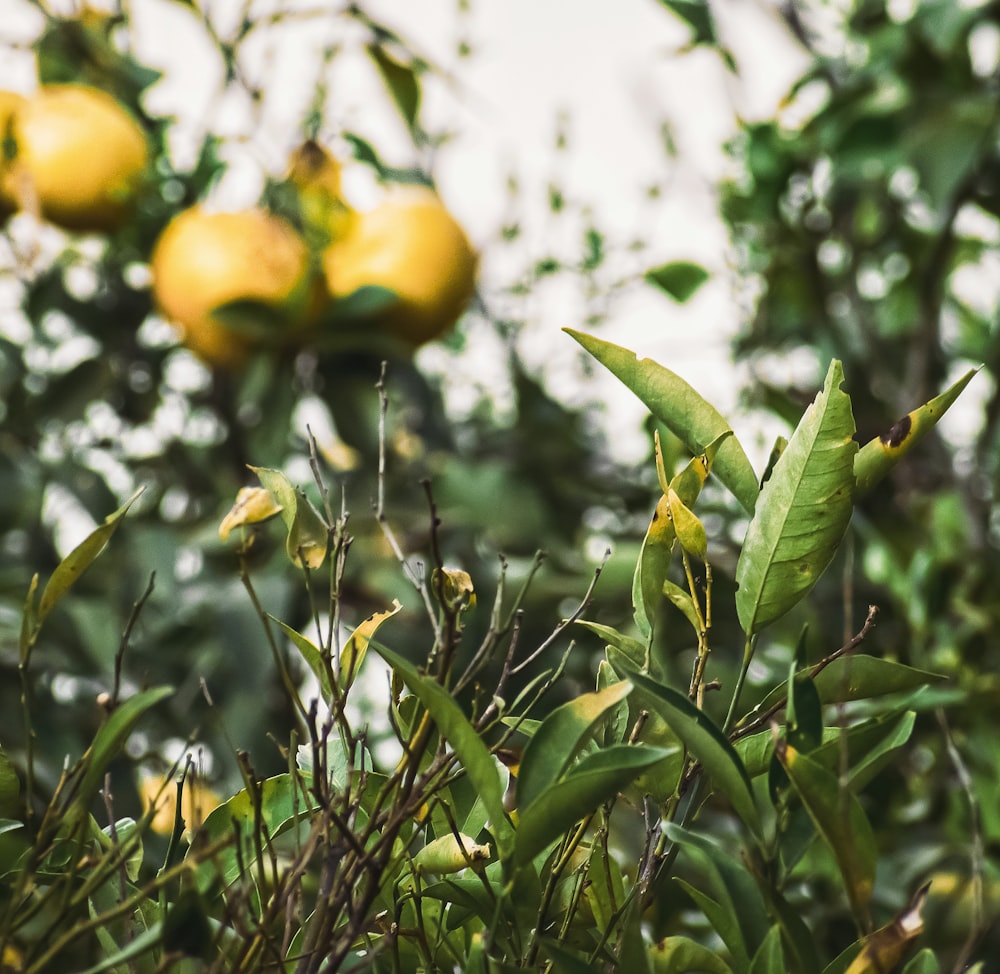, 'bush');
0,335,976,972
